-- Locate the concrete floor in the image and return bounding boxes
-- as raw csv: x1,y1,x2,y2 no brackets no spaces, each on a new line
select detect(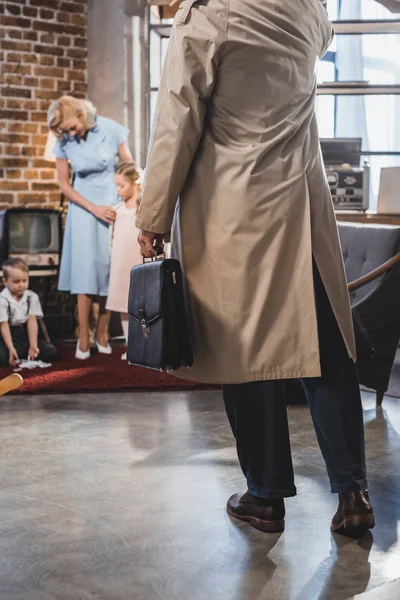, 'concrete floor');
0,389,399,600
